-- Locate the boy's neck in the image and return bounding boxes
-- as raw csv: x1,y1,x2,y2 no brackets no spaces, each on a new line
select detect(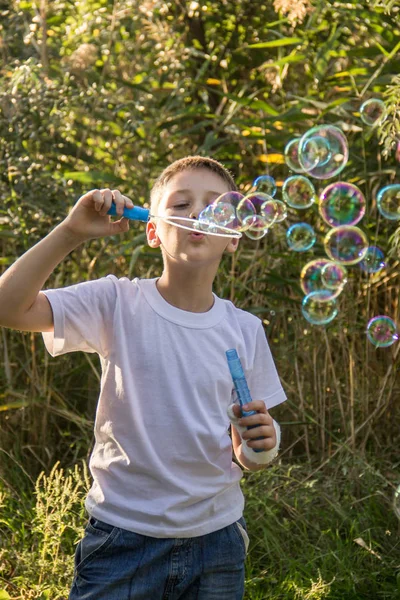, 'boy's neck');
156,269,216,313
